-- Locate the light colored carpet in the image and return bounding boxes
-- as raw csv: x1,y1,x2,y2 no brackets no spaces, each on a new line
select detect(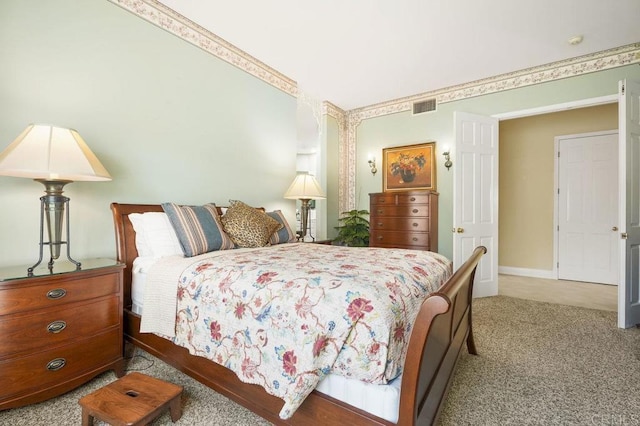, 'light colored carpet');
2,296,639,425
